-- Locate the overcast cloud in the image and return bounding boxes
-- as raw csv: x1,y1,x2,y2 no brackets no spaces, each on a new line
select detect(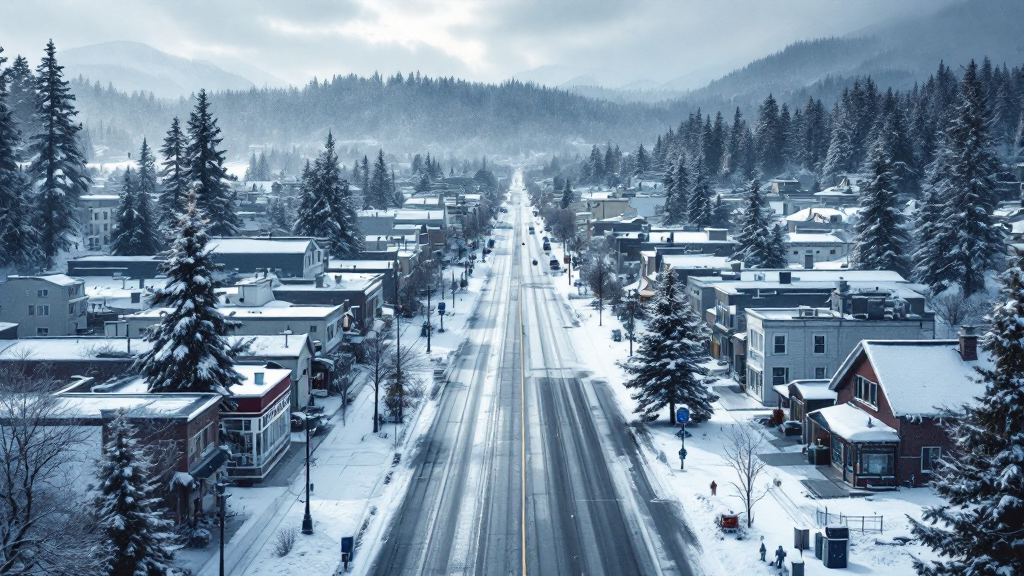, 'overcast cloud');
0,0,958,89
